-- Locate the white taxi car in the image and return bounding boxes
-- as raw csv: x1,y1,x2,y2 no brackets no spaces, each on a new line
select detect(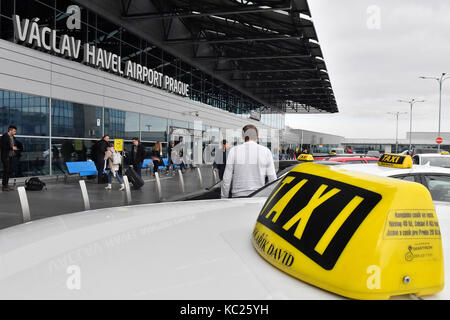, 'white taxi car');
411,153,450,169
0,154,448,300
